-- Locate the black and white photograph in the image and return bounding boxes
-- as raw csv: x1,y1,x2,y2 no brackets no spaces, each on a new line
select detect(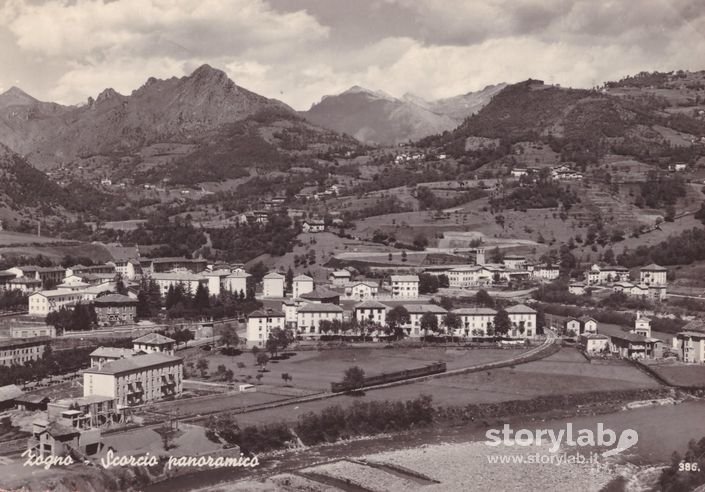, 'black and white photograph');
0,1,705,490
